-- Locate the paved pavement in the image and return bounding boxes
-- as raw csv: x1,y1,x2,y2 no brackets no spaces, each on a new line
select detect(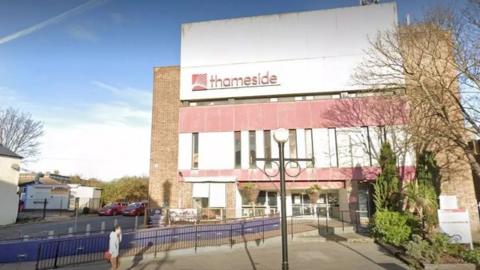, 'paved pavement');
60,236,407,270
0,215,139,241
